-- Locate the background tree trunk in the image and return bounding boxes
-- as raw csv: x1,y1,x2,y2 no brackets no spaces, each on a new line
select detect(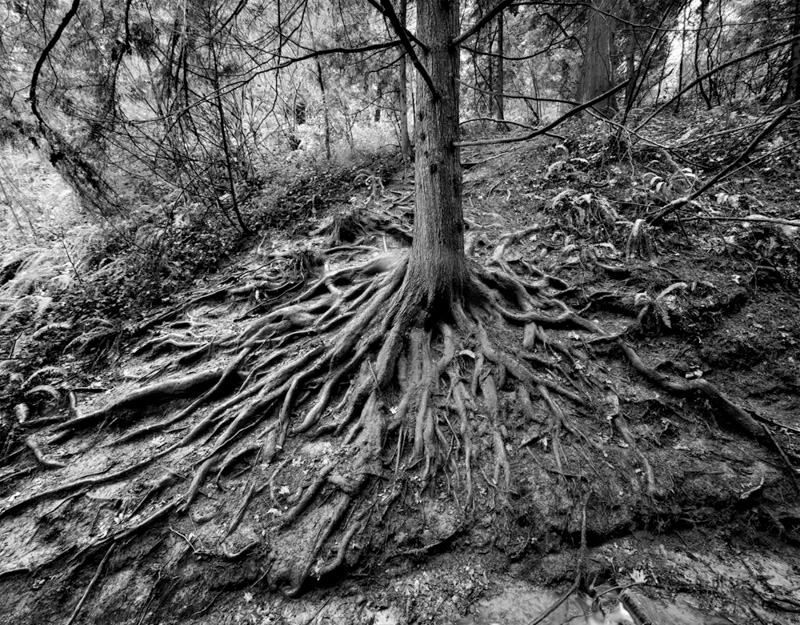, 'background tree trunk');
315,58,331,160
577,0,619,117
406,0,466,318
693,0,712,109
398,0,411,161
624,19,636,105
675,5,688,113
492,13,507,130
